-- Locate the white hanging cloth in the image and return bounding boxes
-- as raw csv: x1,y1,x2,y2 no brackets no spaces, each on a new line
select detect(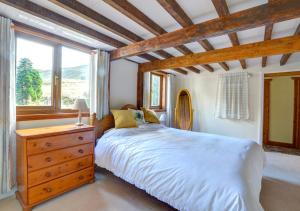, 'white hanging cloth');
215,72,249,120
